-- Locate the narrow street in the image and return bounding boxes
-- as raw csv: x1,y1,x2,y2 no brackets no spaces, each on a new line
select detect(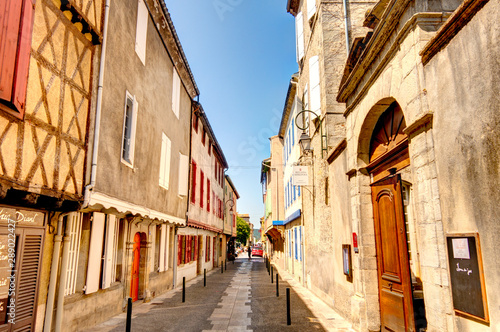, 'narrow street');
91,257,355,332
